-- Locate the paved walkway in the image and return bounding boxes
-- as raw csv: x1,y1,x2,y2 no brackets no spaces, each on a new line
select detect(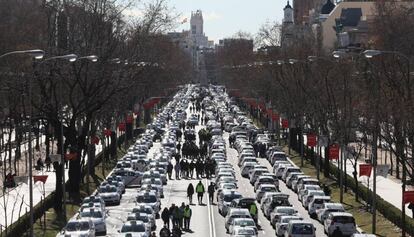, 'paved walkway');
0,137,104,233
302,136,414,219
